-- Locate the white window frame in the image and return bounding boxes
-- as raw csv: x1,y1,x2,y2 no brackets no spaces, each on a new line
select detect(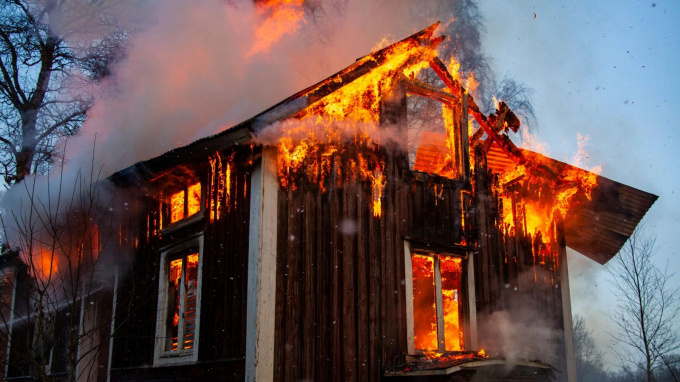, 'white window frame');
153,234,204,366
404,240,477,354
